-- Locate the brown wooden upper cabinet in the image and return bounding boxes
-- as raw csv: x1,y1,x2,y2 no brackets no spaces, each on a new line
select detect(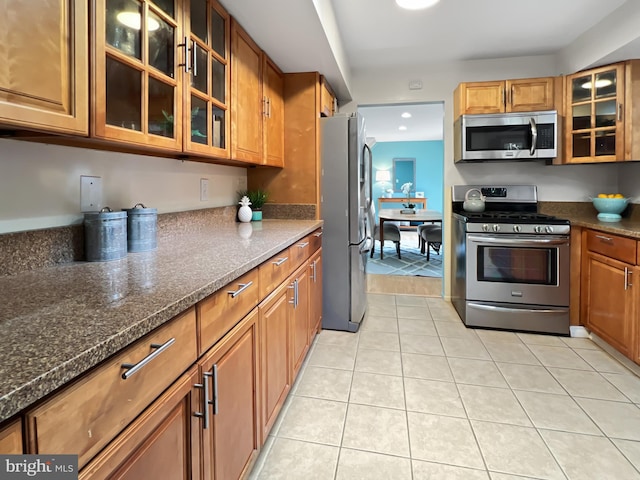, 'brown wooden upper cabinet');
231,19,284,167
0,0,88,135
454,77,557,117
563,61,640,164
93,0,233,158
320,76,336,117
